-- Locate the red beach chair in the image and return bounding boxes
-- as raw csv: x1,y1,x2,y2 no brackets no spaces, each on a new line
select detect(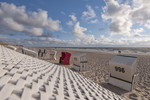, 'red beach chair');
59,52,71,65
